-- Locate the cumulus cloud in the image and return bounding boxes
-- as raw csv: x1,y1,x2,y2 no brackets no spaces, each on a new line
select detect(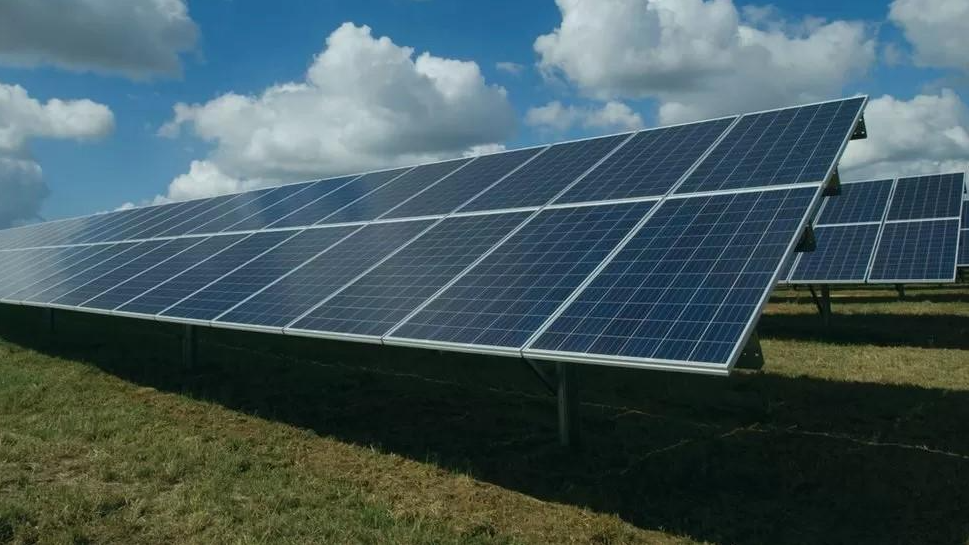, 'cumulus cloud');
535,0,875,124
889,0,969,72
526,100,644,133
0,81,114,227
160,23,516,200
840,90,969,179
0,0,198,79
496,62,525,75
